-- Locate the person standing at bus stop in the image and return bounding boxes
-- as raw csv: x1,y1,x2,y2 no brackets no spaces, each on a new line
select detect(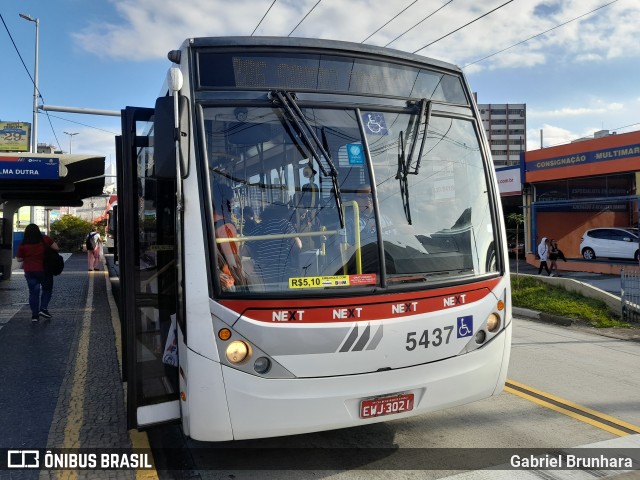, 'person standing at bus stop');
86,227,103,271
16,223,59,321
